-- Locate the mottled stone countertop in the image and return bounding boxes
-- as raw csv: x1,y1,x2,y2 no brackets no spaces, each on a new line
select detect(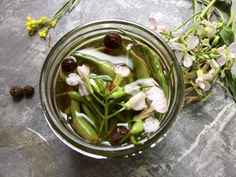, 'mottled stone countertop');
0,0,236,177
